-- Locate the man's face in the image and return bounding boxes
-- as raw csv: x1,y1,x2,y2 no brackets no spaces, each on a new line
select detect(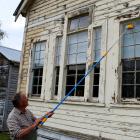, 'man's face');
19,94,28,108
